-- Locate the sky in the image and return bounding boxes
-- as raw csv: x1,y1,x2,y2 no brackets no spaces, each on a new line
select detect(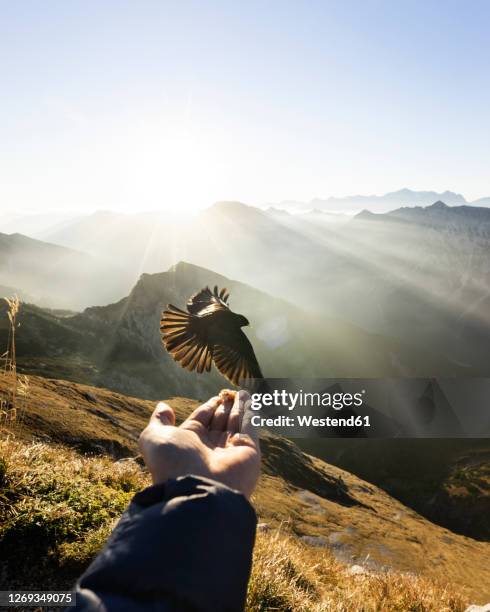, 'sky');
1,0,490,213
